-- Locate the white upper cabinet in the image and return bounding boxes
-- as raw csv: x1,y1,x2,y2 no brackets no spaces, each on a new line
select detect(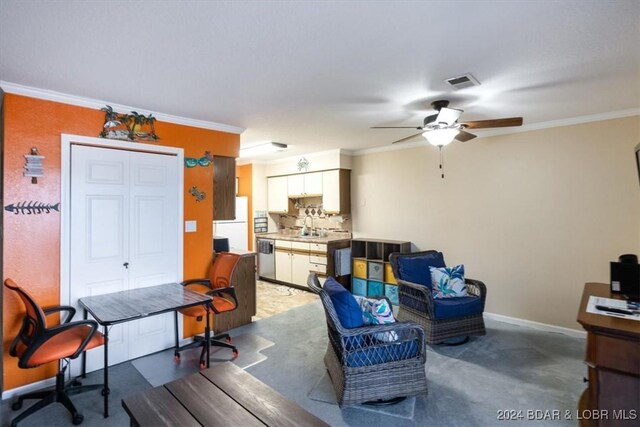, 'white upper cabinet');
287,174,304,197
287,172,322,197
267,176,289,213
304,172,323,195
269,169,350,214
322,169,350,213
